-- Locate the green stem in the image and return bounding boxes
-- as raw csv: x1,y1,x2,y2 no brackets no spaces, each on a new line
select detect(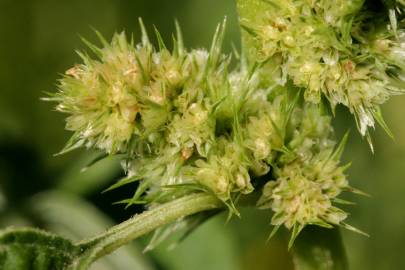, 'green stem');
71,193,223,270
